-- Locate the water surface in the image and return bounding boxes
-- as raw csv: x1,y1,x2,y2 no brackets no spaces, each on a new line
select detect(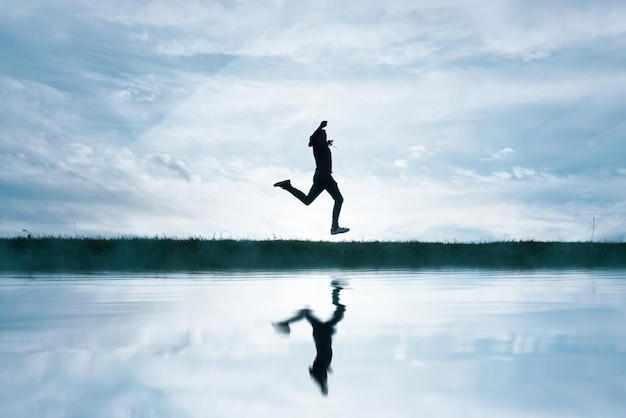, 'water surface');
1,269,625,417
